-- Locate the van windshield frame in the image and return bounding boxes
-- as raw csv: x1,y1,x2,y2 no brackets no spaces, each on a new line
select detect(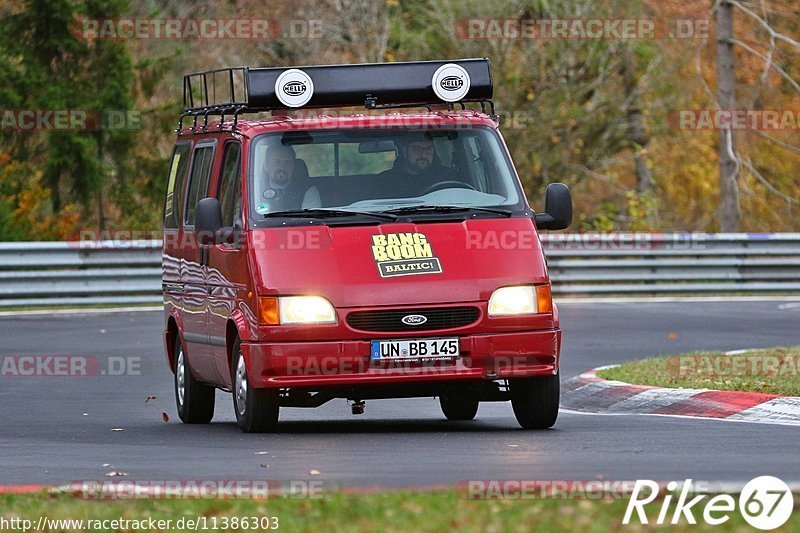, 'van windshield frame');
247,126,531,227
